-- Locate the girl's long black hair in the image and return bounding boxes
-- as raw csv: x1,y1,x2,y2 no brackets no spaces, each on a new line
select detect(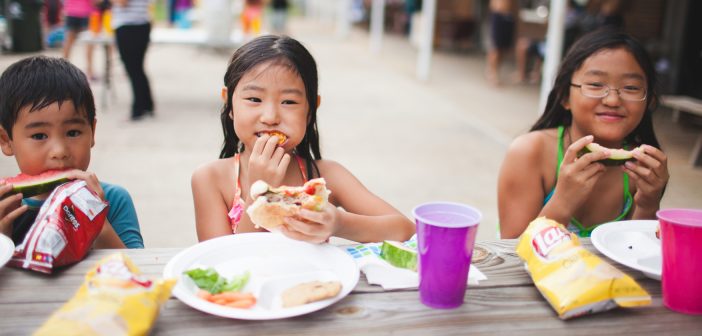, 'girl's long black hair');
219,35,321,177
531,28,661,149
